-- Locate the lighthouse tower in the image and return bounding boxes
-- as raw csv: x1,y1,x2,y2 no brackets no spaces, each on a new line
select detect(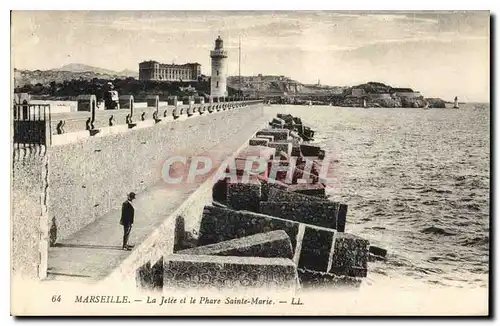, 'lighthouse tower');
210,36,228,98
